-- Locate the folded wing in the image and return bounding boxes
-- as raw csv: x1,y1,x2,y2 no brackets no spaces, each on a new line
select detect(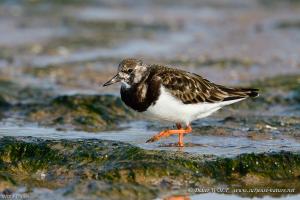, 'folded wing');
155,67,258,104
